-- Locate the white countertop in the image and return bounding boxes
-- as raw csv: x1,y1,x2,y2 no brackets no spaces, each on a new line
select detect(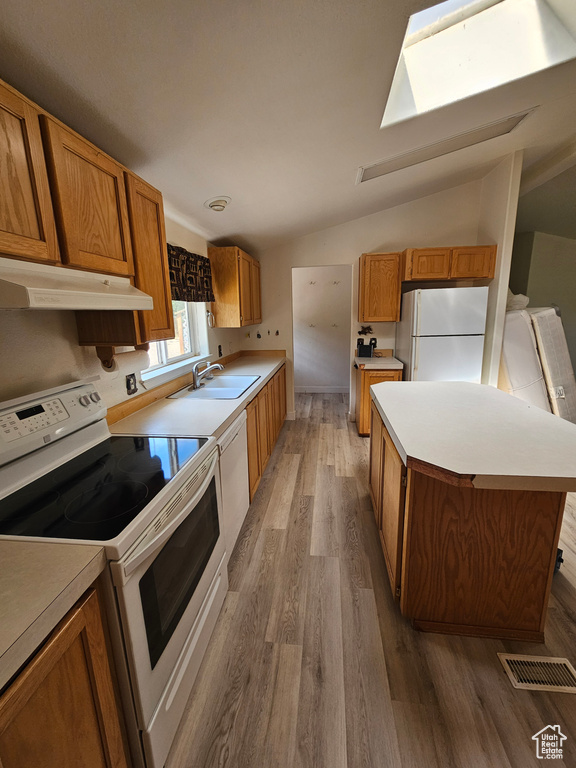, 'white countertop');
354,356,403,370
371,381,576,491
111,355,285,439
0,541,106,689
